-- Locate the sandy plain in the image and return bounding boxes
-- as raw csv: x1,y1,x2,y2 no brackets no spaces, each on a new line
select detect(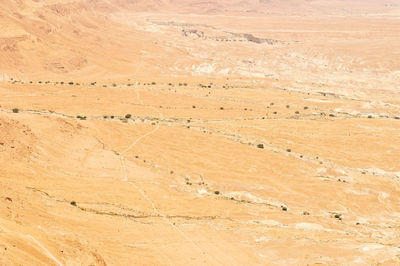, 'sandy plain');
1,0,400,265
